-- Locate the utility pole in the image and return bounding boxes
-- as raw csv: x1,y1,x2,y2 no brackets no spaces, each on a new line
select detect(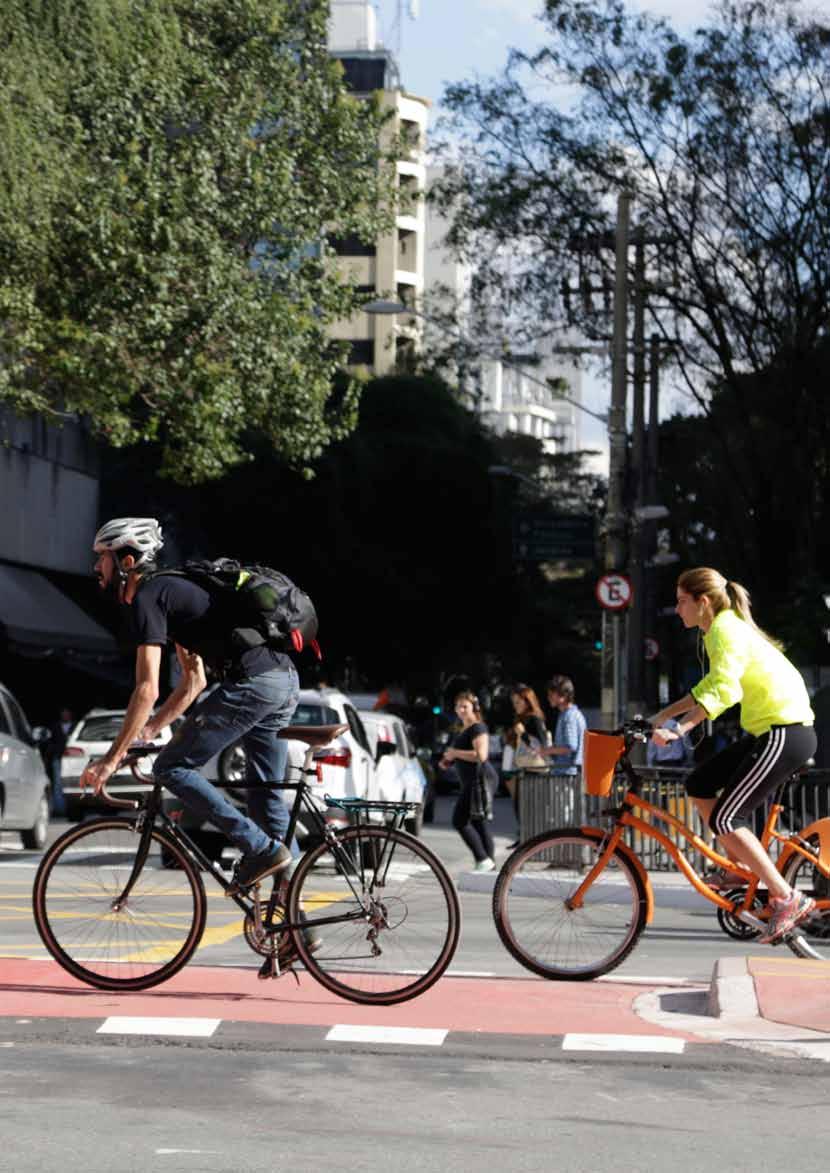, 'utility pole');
601,191,632,729
644,333,662,707
627,230,647,717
